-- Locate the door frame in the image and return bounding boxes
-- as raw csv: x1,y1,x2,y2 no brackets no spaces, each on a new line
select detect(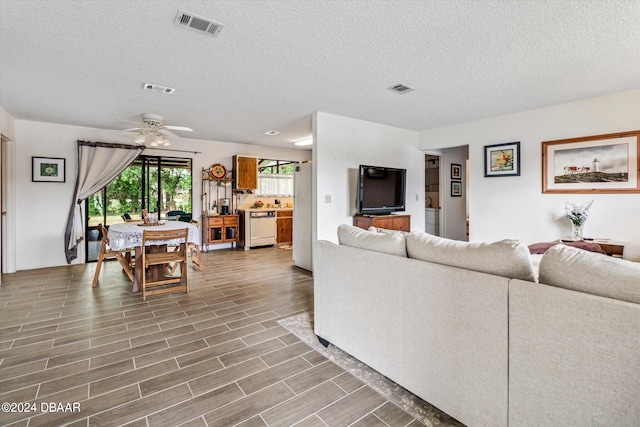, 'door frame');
1,134,17,275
